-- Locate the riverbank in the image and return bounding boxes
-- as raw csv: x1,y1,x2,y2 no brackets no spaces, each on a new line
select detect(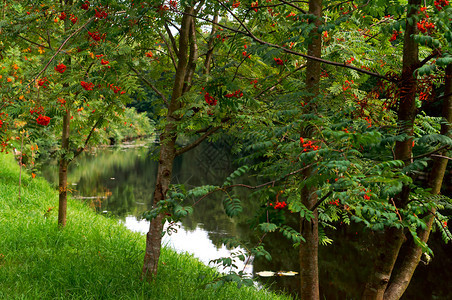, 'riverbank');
0,153,290,300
